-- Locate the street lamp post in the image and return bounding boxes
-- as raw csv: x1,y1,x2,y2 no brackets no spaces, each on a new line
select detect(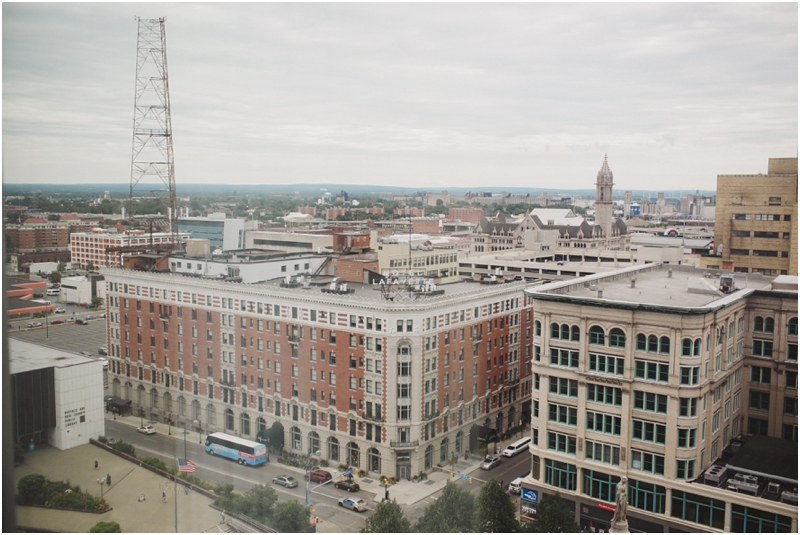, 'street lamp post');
168,414,172,436
97,477,105,499
305,450,321,507
139,407,144,426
